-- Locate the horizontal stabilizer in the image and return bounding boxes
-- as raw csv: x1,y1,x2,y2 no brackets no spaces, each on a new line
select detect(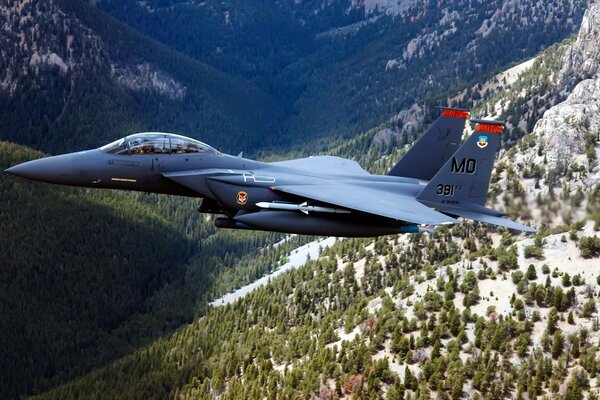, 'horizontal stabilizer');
452,210,536,233
419,202,508,218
